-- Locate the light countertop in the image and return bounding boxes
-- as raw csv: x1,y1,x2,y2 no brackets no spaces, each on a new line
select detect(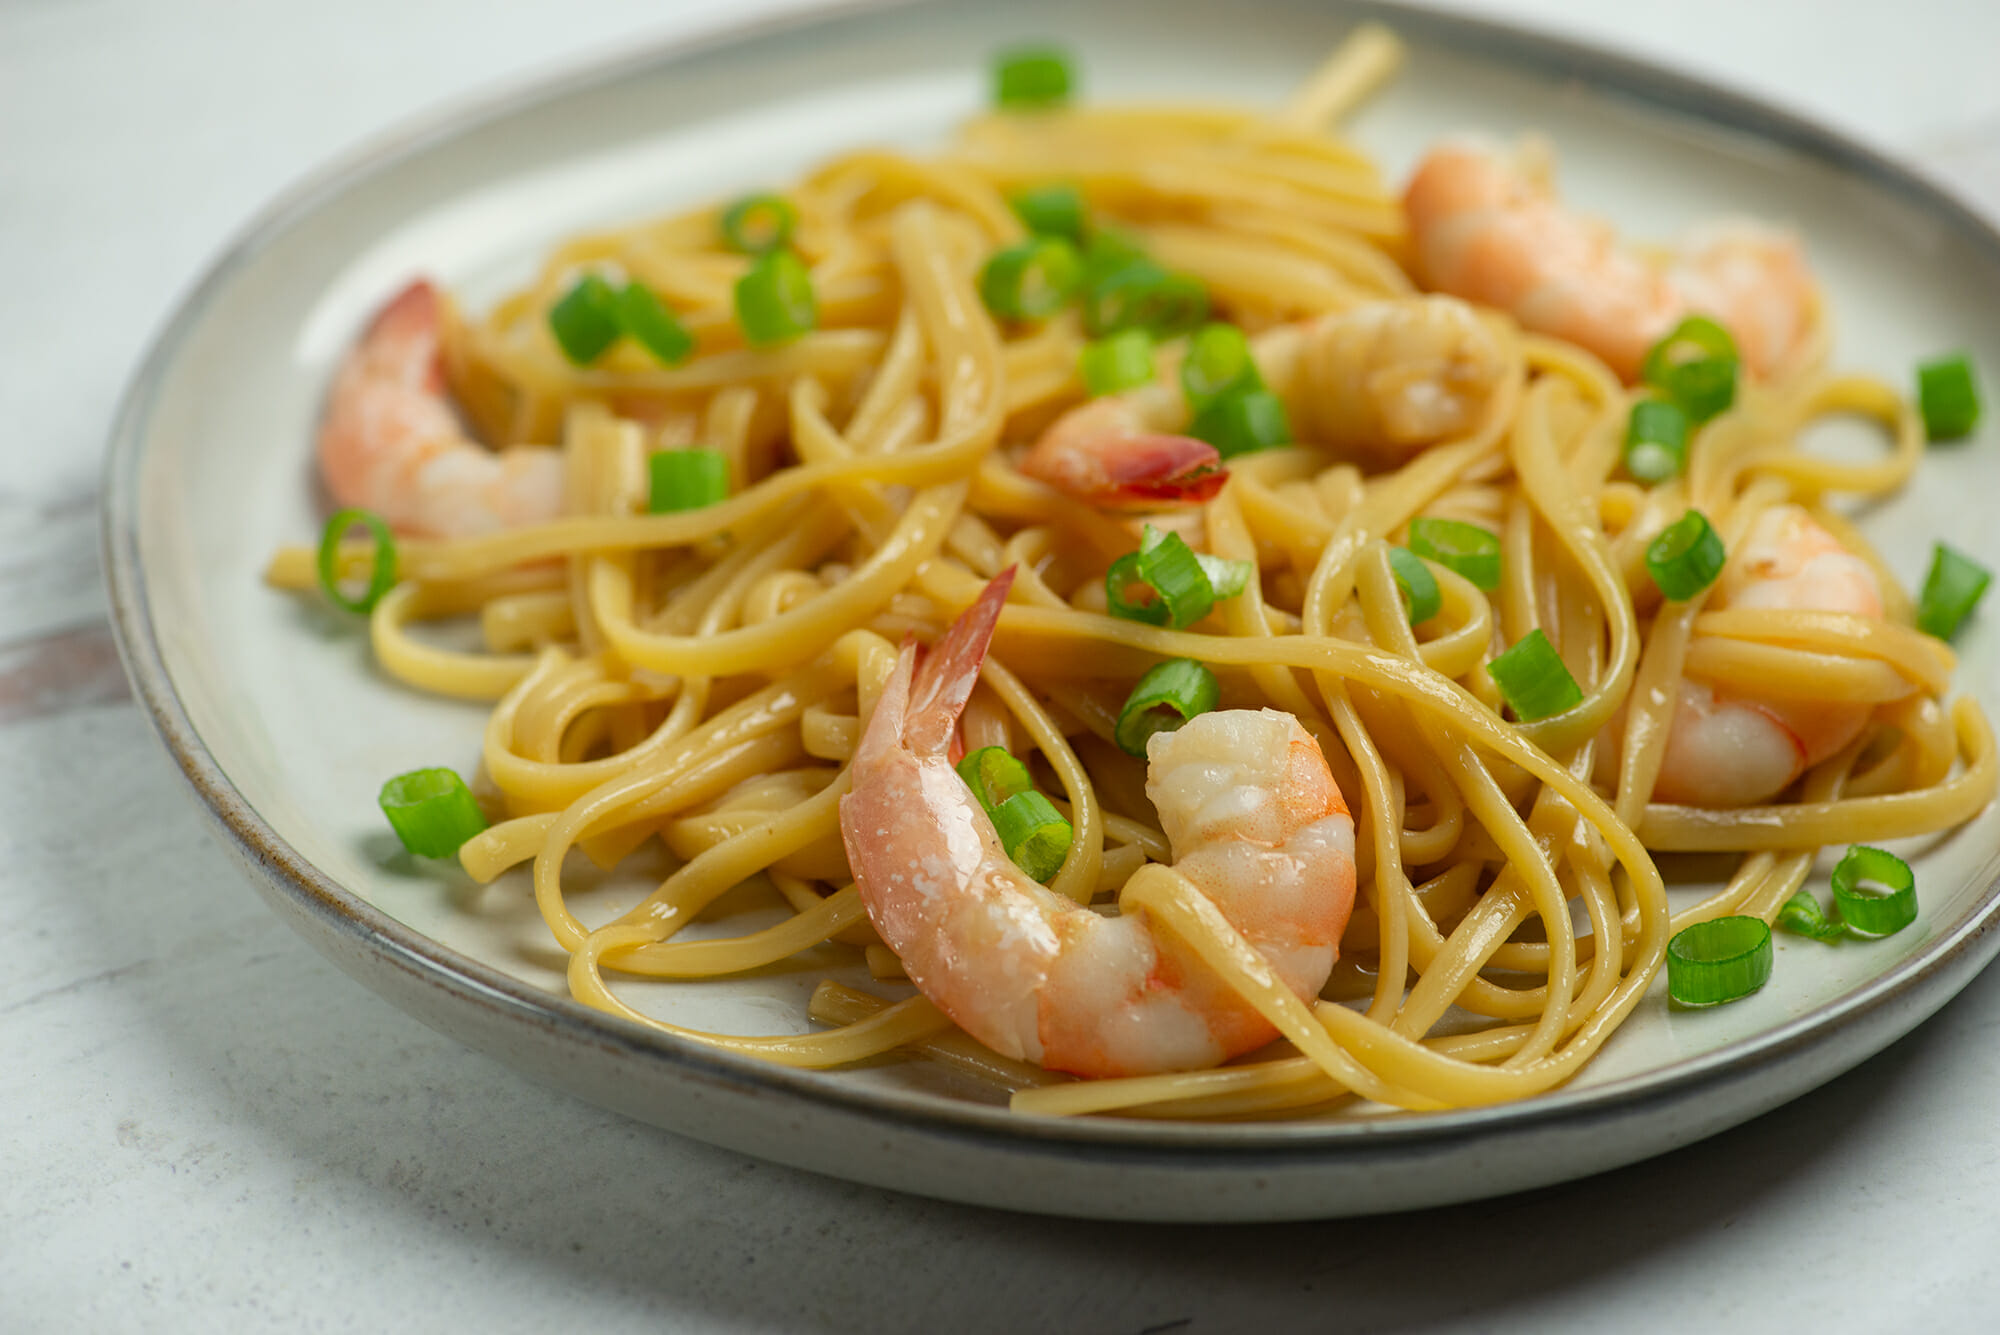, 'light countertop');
7,1,2000,1329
